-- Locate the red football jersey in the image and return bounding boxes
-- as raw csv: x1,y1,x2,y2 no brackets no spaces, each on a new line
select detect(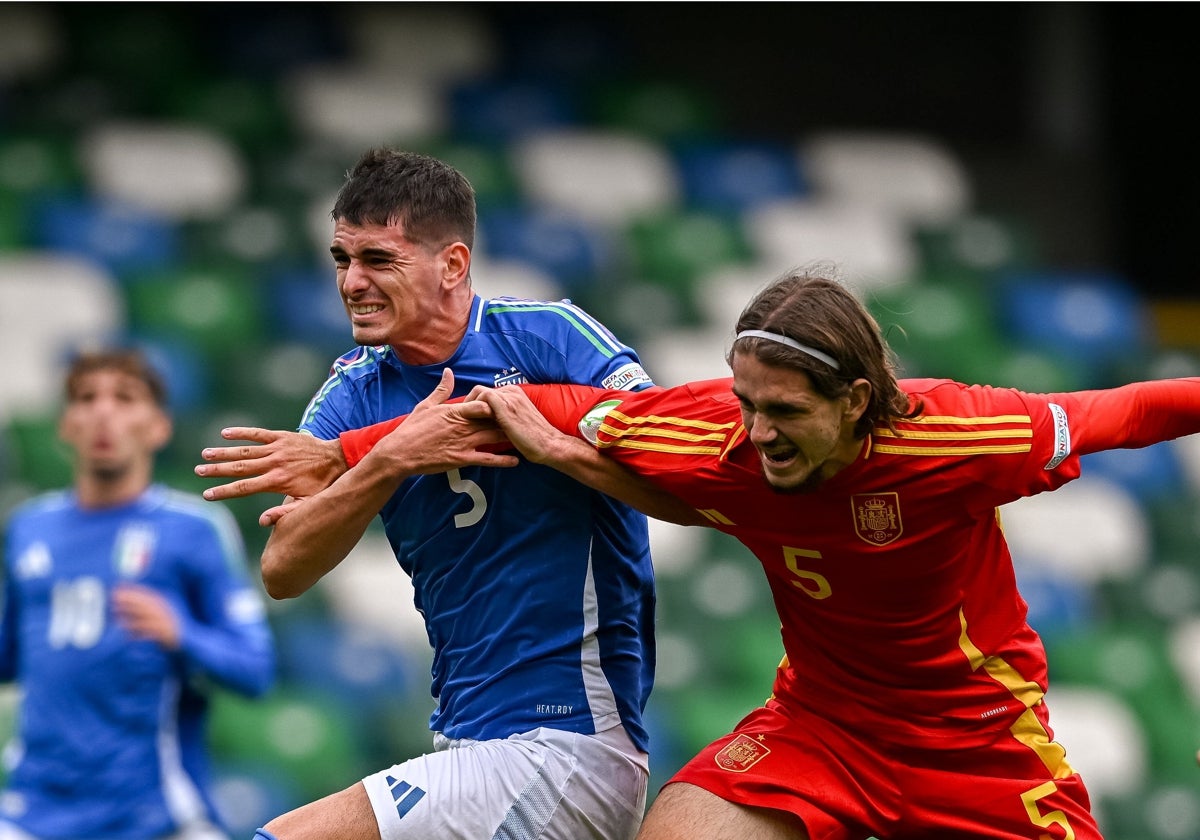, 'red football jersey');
517,375,1200,749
